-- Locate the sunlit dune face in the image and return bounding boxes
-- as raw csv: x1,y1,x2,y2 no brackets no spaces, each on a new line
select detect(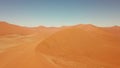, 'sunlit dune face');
36,27,120,67
0,22,120,68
